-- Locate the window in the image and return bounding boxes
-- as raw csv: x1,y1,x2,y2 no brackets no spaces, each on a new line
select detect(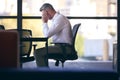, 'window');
22,0,117,17
0,0,118,65
0,0,17,29
0,0,17,16
22,0,117,61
